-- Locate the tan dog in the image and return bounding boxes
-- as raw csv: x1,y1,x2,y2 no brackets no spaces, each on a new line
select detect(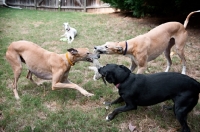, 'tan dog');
6,40,99,100
94,10,200,74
